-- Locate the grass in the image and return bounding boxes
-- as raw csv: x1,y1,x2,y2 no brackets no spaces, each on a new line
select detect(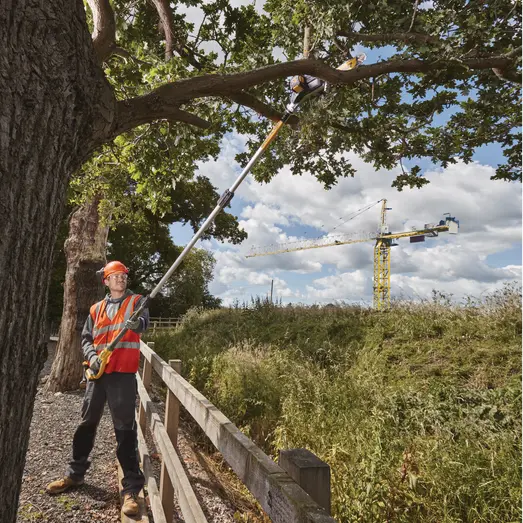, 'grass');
18,503,45,521
144,284,522,522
